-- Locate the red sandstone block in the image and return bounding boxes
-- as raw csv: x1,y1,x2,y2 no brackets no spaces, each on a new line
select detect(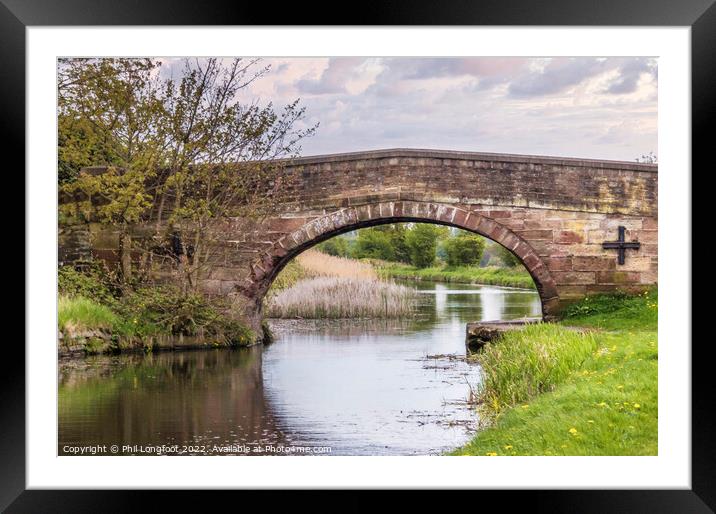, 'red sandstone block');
552,271,596,285
596,270,641,284
522,253,540,269
251,263,266,281
557,285,587,297
572,256,614,271
488,210,511,218
638,230,658,243
452,209,468,227
554,230,583,244
642,218,658,230
355,204,372,221
546,256,573,271
517,229,554,240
